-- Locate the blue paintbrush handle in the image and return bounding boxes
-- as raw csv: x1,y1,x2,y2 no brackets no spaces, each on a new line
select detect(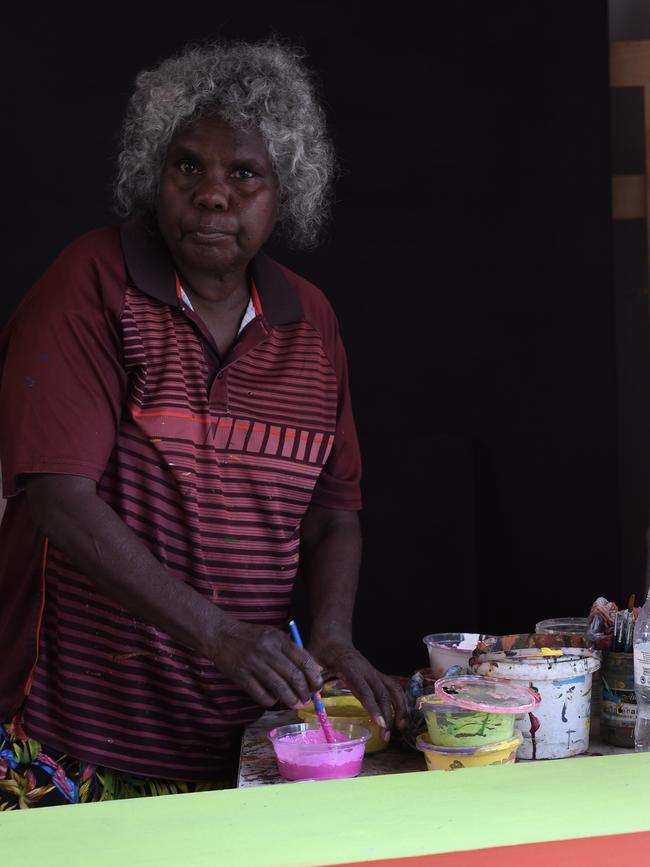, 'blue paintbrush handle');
288,619,304,648
289,620,322,705
288,620,335,742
